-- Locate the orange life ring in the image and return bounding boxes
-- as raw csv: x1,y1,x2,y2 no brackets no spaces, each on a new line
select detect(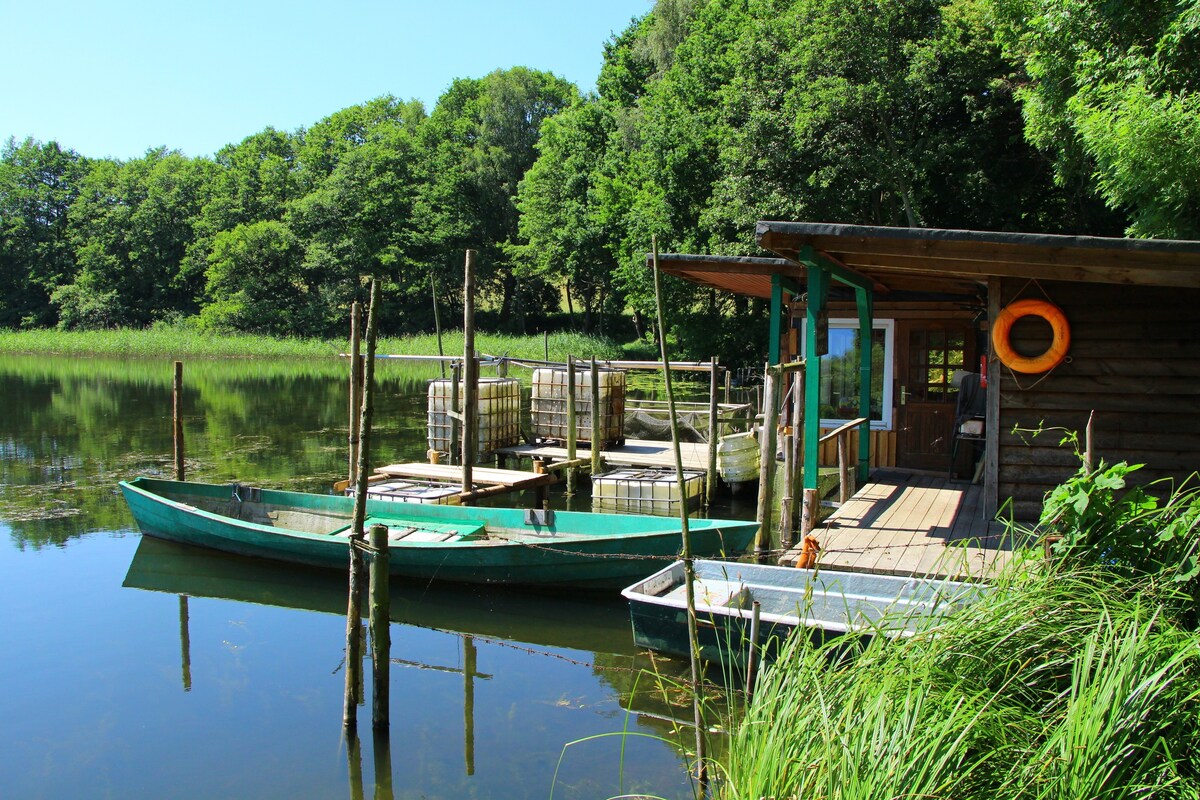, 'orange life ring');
991,299,1070,374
